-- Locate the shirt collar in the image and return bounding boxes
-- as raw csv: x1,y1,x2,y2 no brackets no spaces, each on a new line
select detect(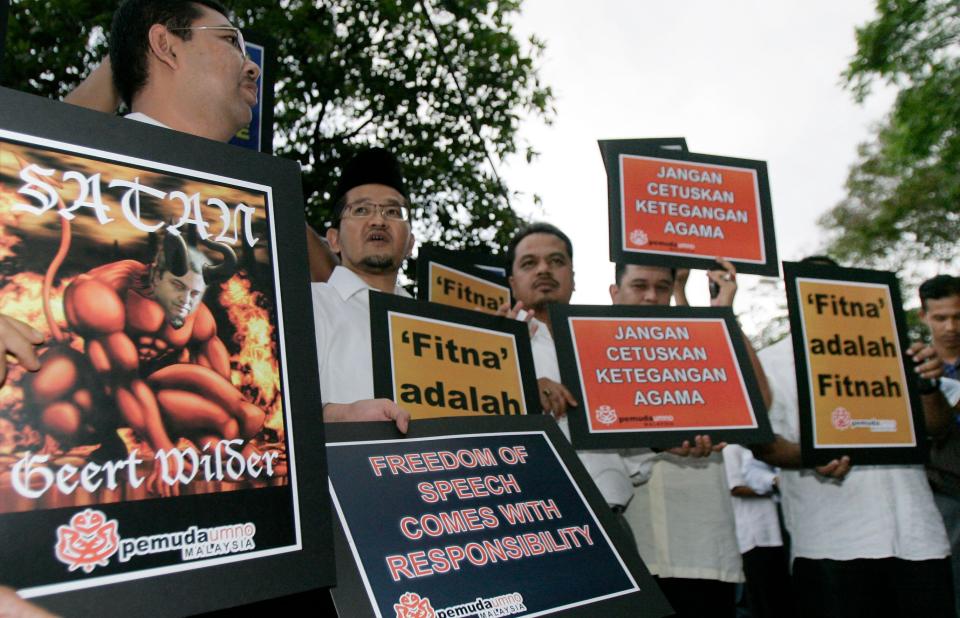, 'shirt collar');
125,112,171,129
944,358,960,380
327,265,409,301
